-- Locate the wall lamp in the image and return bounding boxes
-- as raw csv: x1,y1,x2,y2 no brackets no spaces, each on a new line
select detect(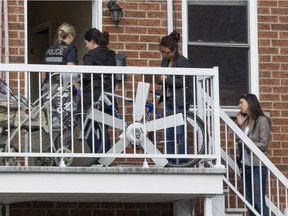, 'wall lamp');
107,0,123,27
